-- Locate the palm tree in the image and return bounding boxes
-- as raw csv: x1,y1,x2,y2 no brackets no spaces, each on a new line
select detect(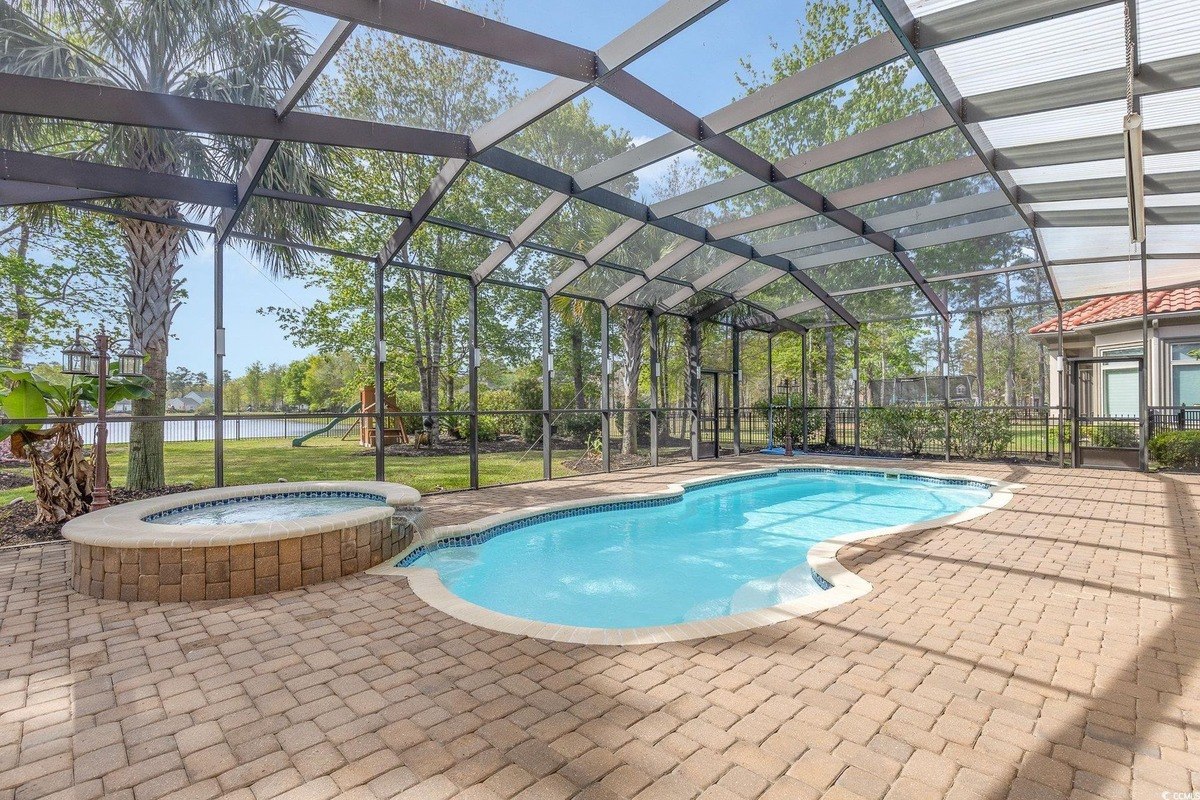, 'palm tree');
0,0,338,488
